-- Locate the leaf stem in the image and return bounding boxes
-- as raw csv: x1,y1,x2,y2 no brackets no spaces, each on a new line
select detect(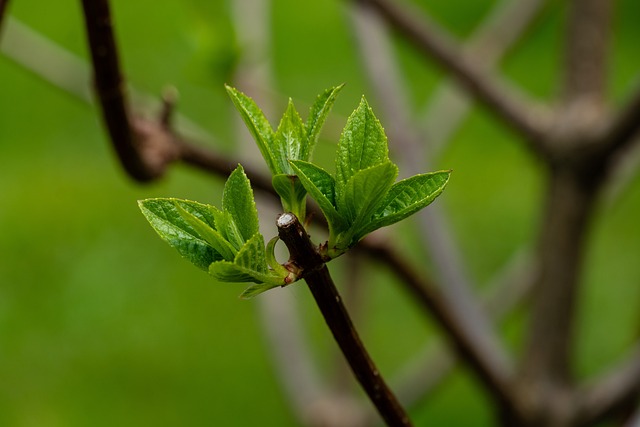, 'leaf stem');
276,213,413,427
